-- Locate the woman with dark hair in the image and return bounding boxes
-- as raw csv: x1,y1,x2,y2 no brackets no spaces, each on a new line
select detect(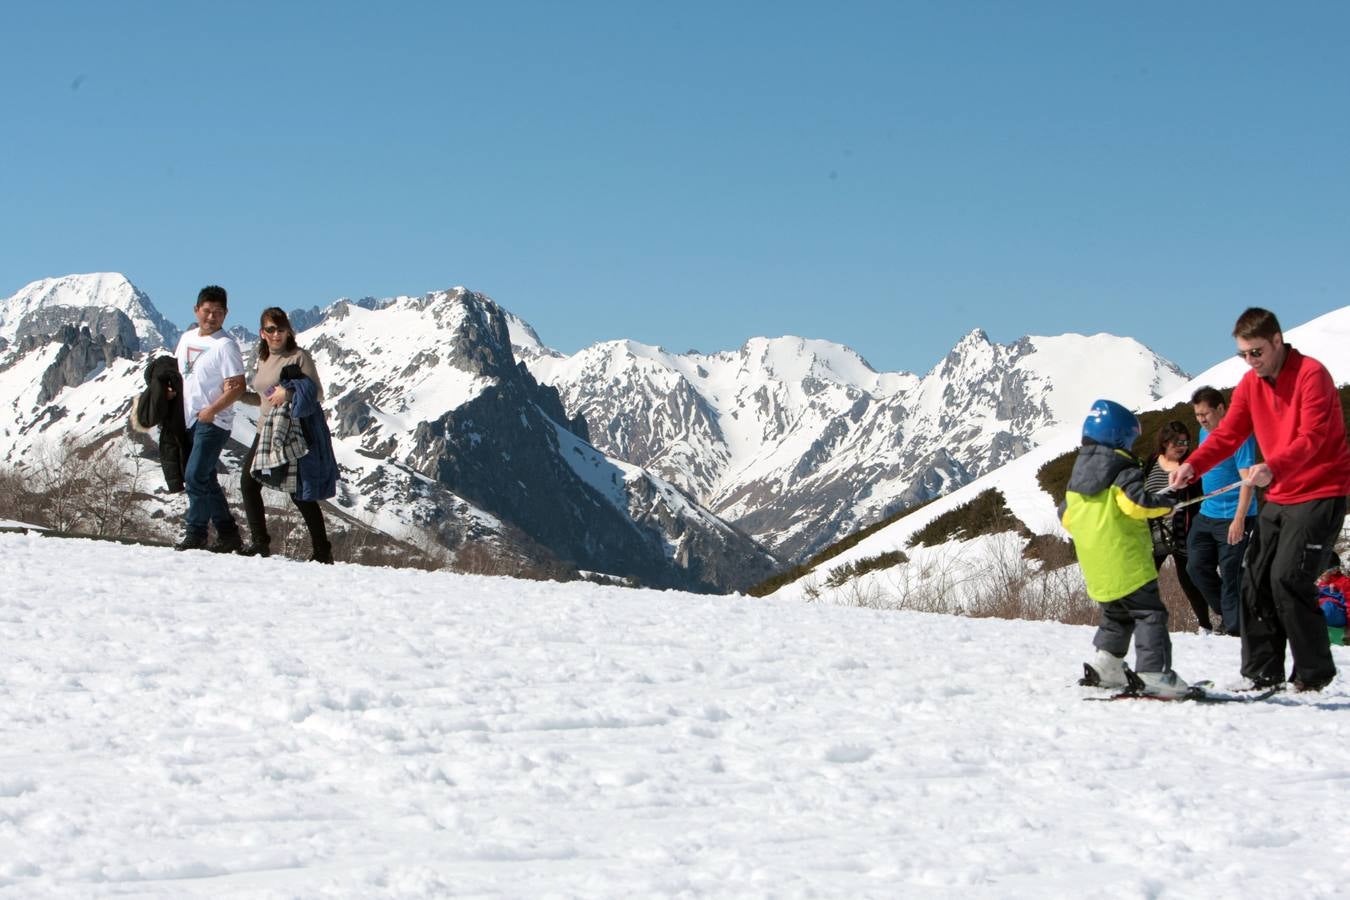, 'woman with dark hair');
1143,420,1213,632
238,307,338,563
